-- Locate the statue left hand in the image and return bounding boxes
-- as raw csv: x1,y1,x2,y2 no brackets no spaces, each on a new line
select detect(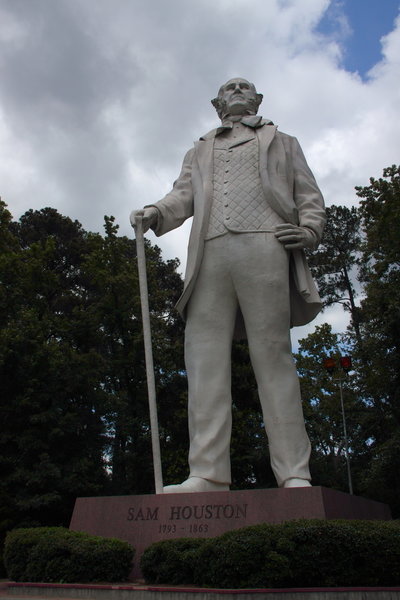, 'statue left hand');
274,223,316,250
